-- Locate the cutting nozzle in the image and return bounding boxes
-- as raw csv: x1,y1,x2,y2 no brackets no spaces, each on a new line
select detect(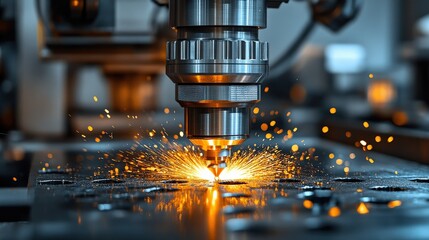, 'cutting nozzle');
205,148,230,178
